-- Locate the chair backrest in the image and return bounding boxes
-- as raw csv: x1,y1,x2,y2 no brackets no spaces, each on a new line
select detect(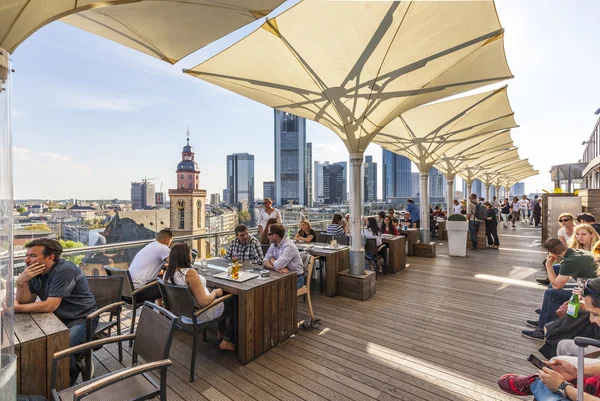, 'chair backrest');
261,244,271,256
364,238,378,255
86,276,124,309
104,265,135,298
333,236,349,245
300,252,315,282
133,302,179,363
316,232,327,243
157,278,197,320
